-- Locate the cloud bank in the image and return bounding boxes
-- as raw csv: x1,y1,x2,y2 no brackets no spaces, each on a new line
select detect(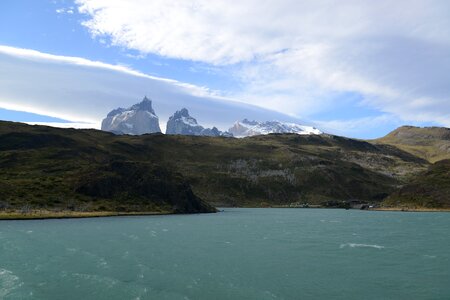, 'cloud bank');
0,45,305,132
76,0,450,127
